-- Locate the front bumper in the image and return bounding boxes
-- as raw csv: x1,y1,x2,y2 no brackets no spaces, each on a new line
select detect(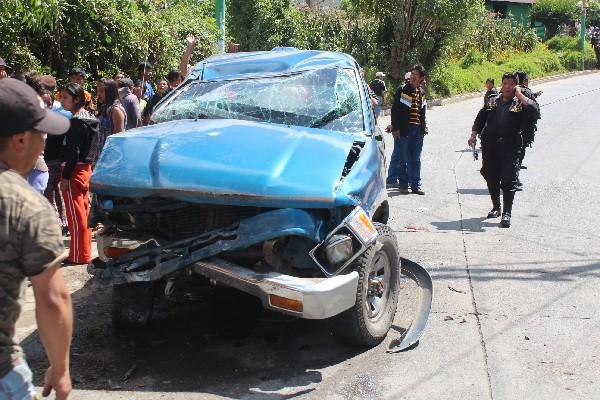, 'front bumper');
192,257,359,319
